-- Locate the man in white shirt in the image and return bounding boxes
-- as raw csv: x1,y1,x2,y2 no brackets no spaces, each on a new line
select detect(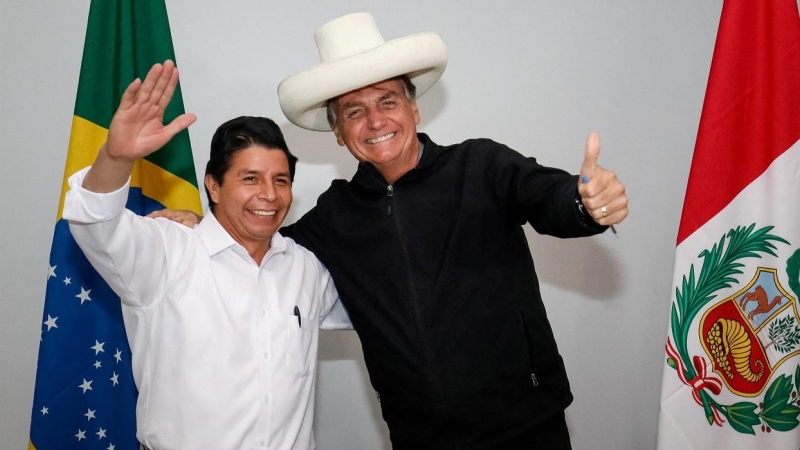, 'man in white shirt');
62,60,349,450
